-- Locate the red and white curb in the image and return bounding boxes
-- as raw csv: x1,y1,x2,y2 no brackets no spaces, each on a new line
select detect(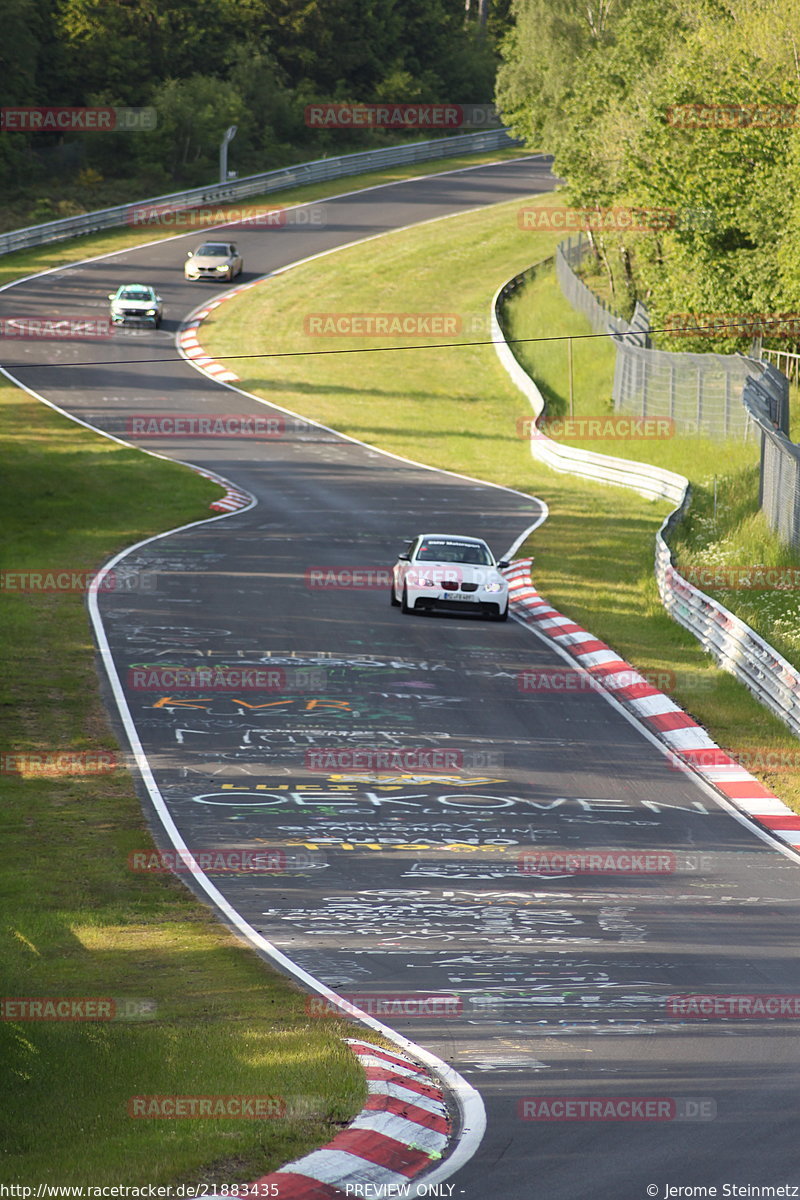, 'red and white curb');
177,281,260,384
186,462,252,514
249,1040,451,1198
506,557,800,850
